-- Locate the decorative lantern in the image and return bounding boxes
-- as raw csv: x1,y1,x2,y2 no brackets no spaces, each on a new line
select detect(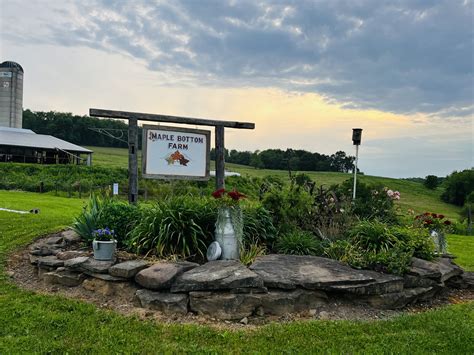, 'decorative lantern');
352,128,362,145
